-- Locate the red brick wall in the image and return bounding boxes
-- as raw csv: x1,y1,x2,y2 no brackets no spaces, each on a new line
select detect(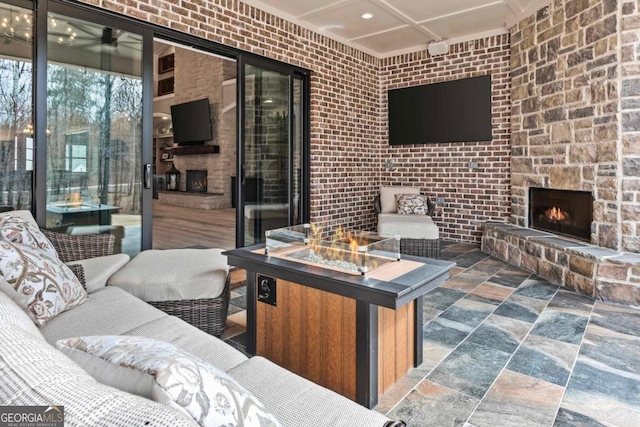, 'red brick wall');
380,36,512,243
84,0,512,243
